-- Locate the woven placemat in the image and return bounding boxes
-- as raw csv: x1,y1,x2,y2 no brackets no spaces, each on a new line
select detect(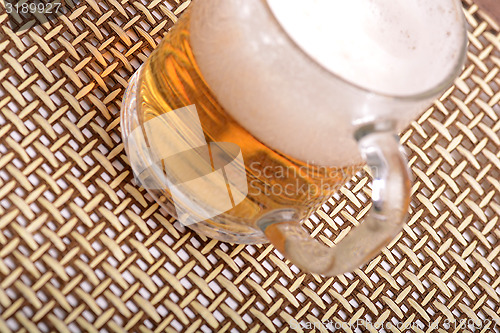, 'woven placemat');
0,1,499,332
